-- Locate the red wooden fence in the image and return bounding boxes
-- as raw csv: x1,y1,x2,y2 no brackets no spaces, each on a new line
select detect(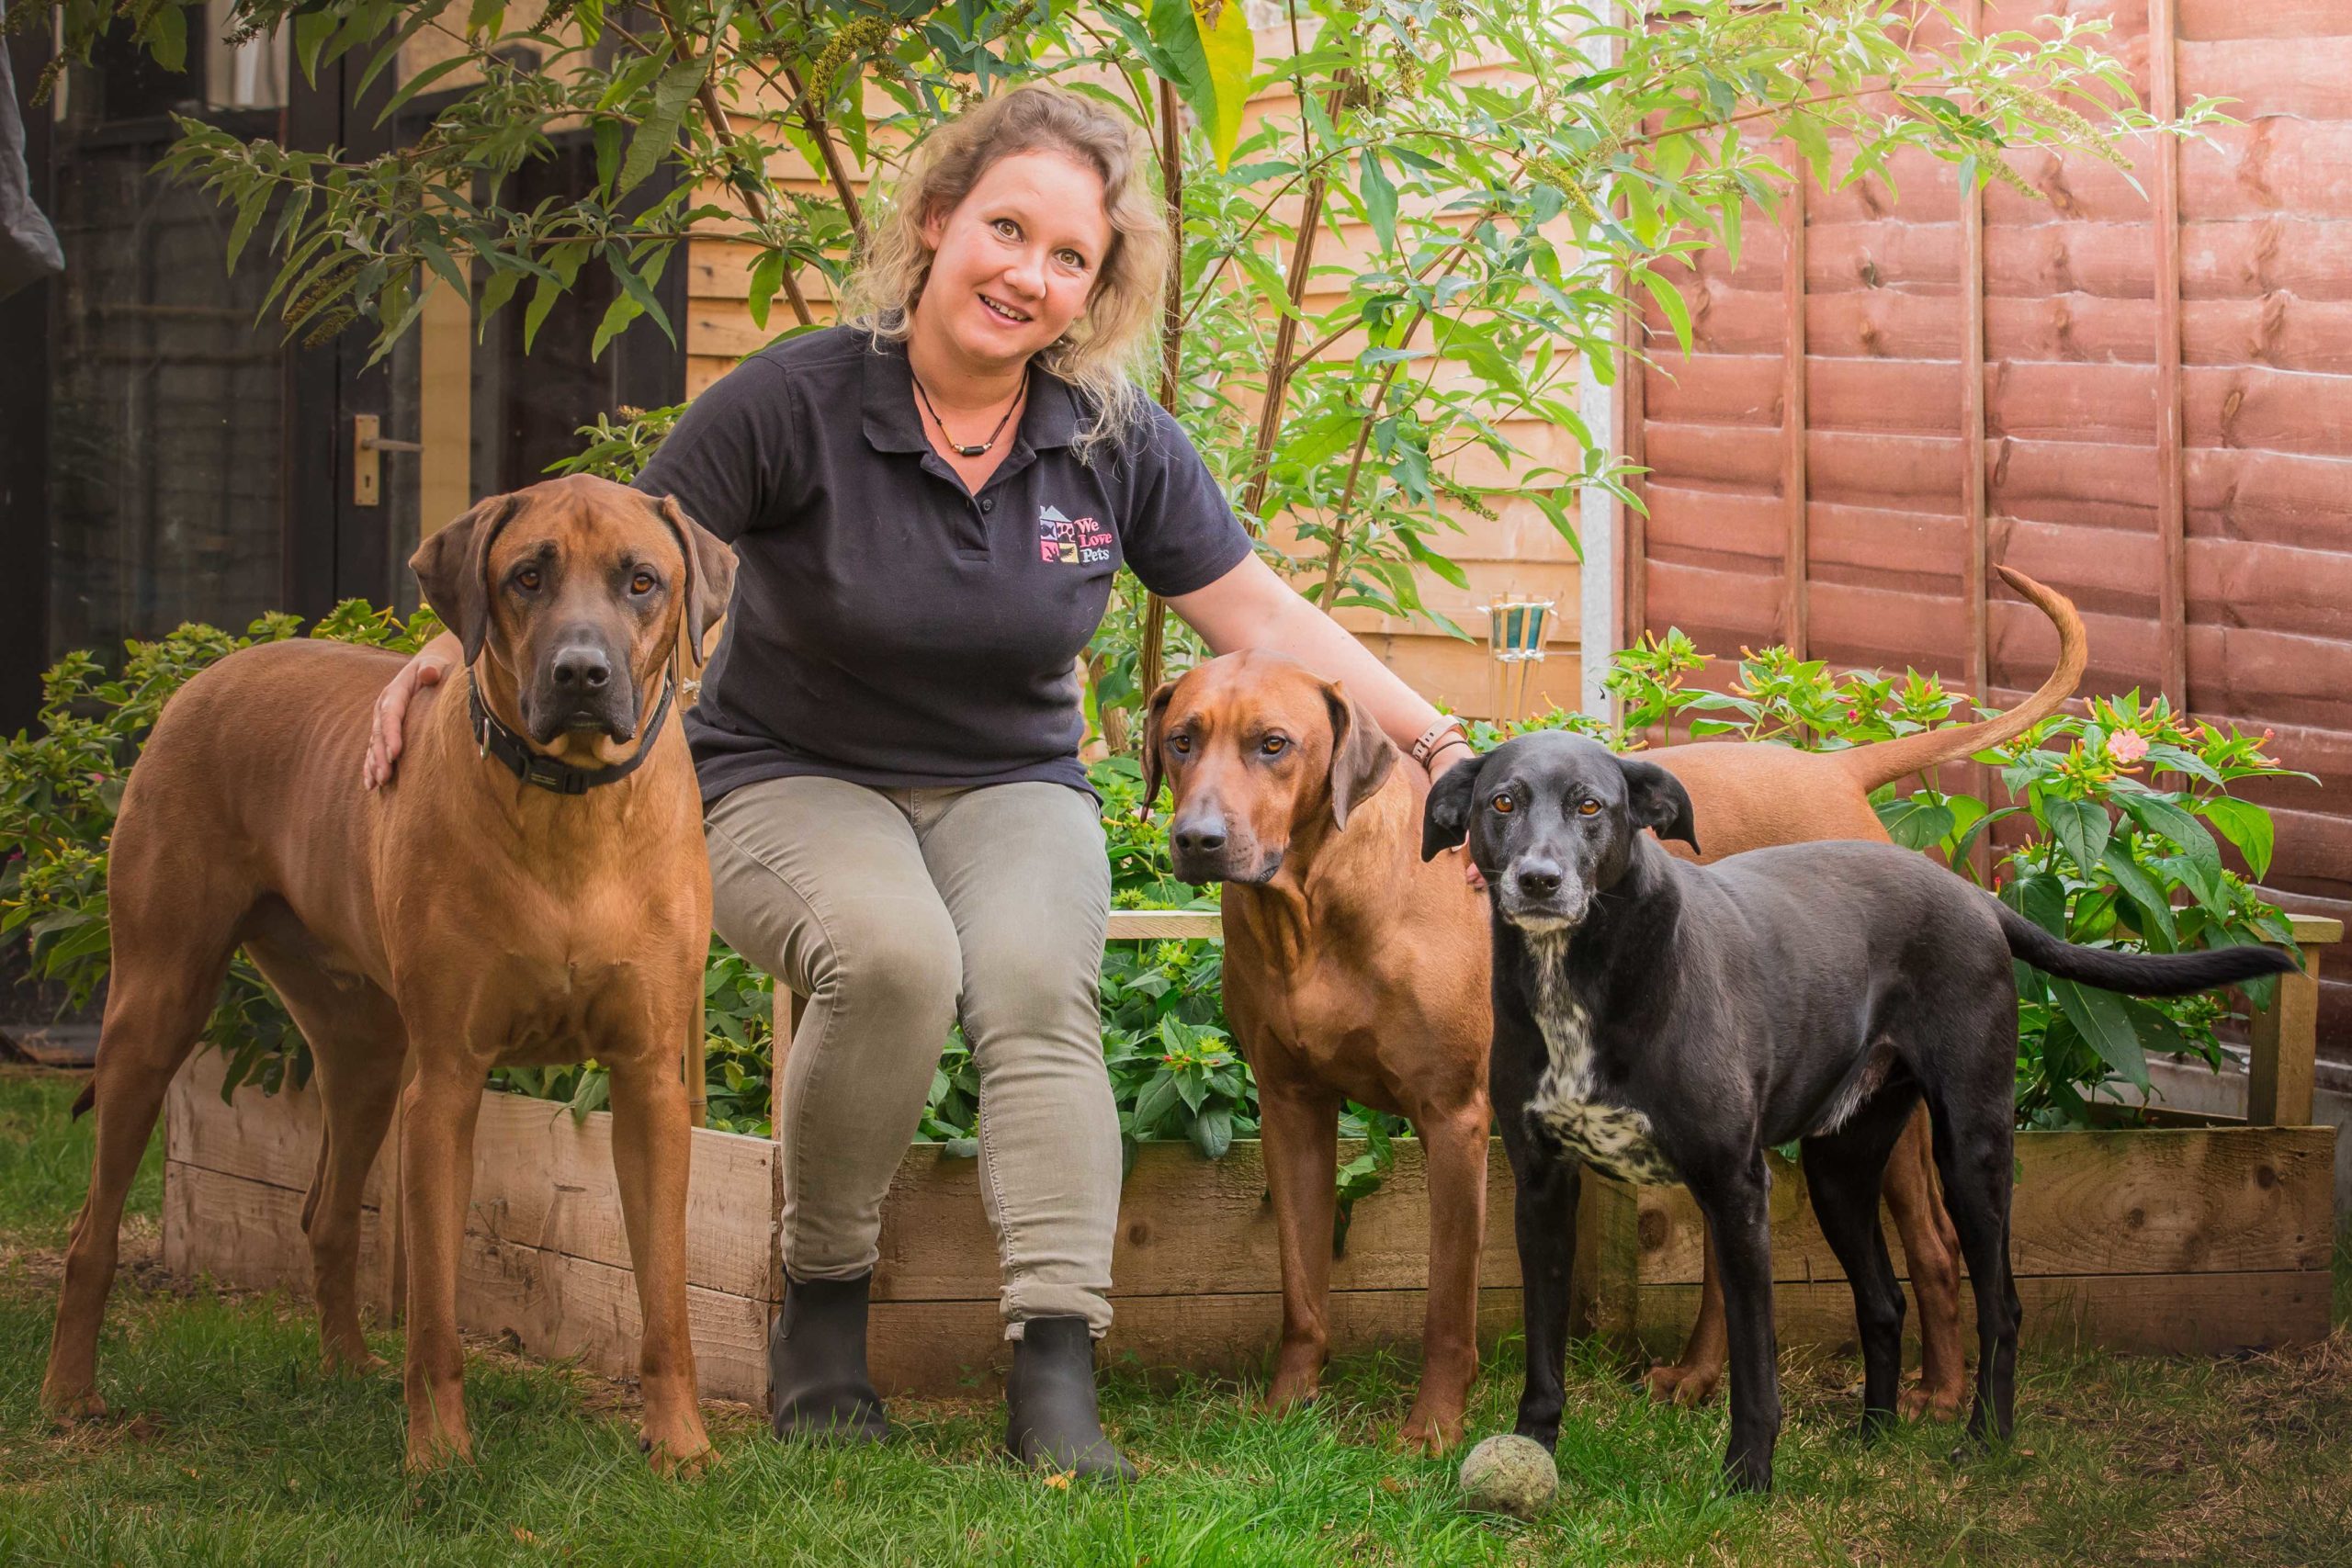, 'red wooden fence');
1623,1,2352,1058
